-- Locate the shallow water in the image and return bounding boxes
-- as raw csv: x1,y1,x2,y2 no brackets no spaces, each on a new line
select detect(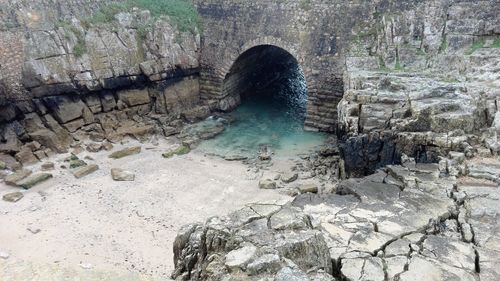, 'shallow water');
197,91,327,159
